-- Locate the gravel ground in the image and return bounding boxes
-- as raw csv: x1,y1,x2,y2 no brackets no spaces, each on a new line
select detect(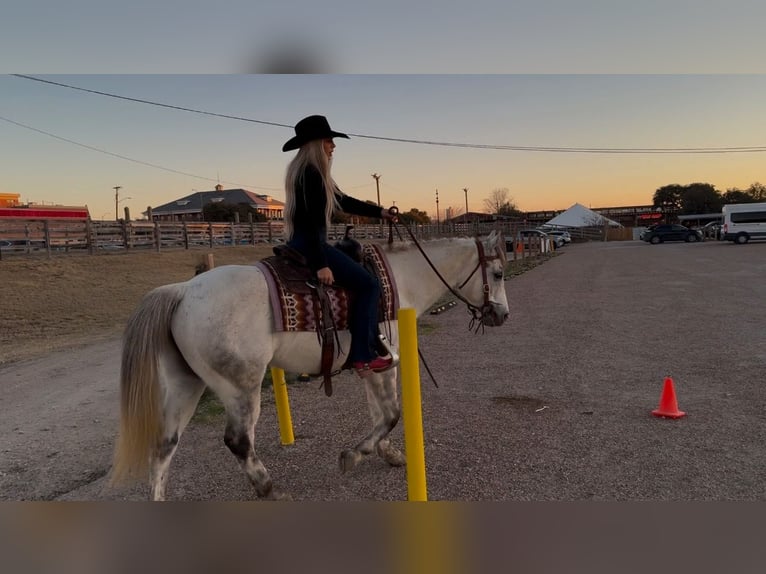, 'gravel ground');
2,239,766,501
